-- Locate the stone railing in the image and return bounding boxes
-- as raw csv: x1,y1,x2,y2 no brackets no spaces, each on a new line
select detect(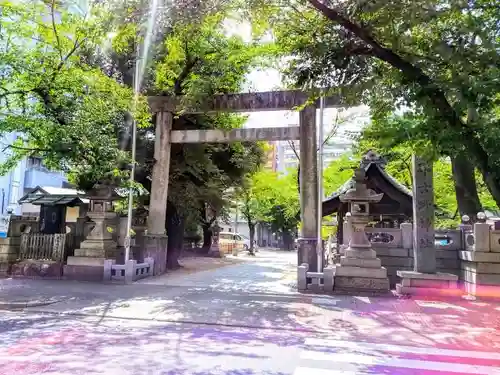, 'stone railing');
103,257,154,283
457,222,500,297
459,222,500,253
337,217,500,297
